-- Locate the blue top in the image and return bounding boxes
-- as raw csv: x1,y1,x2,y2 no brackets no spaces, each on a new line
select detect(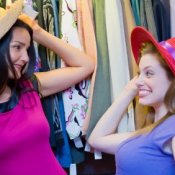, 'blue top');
115,115,175,175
